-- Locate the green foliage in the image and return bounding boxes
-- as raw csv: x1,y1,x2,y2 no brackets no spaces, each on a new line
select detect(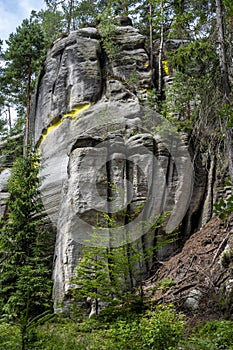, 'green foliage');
214,179,233,220
168,40,218,76
160,71,197,132
0,323,21,350
221,248,233,268
139,305,185,349
146,88,161,110
33,9,65,46
0,152,53,341
1,16,46,116
73,0,107,27
1,310,233,350
0,133,24,169
72,212,176,316
34,318,108,350
100,304,185,350
185,320,233,350
44,0,115,33
156,277,176,291
72,245,115,306
72,242,145,314
98,6,120,59
158,62,222,150
0,149,53,348
214,196,233,220
219,103,233,130
0,305,186,350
